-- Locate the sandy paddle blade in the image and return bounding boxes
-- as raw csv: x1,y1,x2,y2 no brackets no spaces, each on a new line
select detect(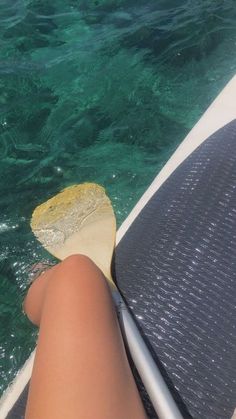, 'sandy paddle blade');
31,183,116,281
